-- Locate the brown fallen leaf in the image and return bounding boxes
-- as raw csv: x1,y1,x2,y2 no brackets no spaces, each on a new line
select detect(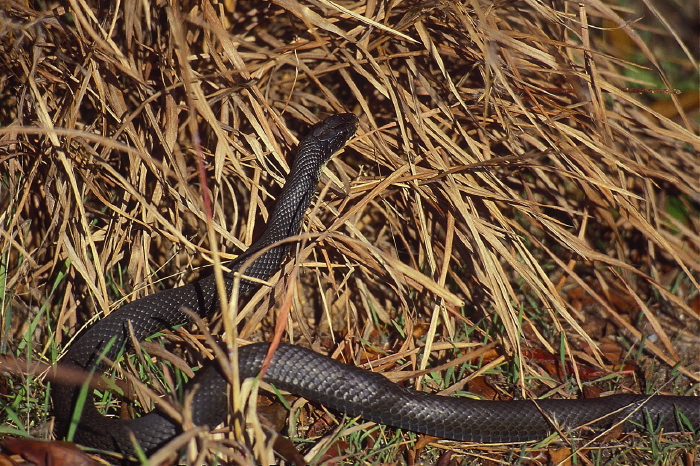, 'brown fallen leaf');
272,435,307,466
548,444,573,465
3,437,99,466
